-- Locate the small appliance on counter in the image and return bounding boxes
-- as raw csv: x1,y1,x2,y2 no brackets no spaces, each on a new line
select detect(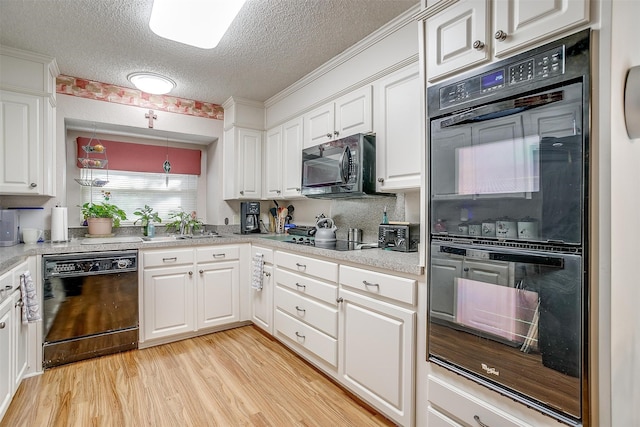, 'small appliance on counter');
0,209,19,247
240,201,261,234
378,223,419,252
